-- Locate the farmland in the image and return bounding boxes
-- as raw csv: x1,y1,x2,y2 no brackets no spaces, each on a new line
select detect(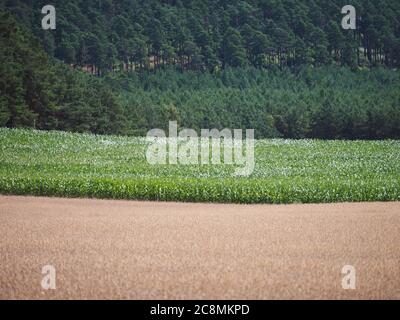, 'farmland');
0,128,399,204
